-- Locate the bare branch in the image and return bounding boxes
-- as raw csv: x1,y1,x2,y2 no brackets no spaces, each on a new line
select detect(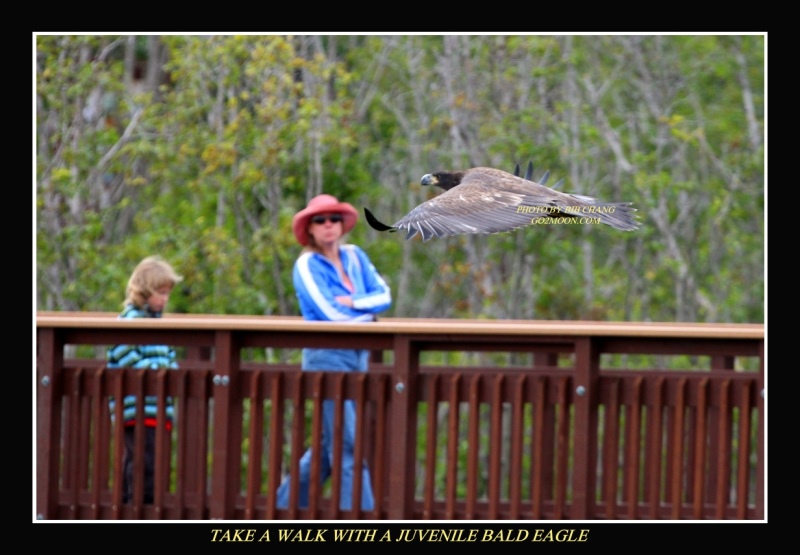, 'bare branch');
87,106,145,185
